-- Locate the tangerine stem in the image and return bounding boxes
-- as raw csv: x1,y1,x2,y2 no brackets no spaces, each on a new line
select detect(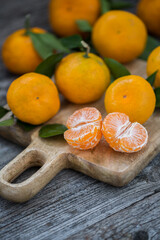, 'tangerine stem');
81,40,90,58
